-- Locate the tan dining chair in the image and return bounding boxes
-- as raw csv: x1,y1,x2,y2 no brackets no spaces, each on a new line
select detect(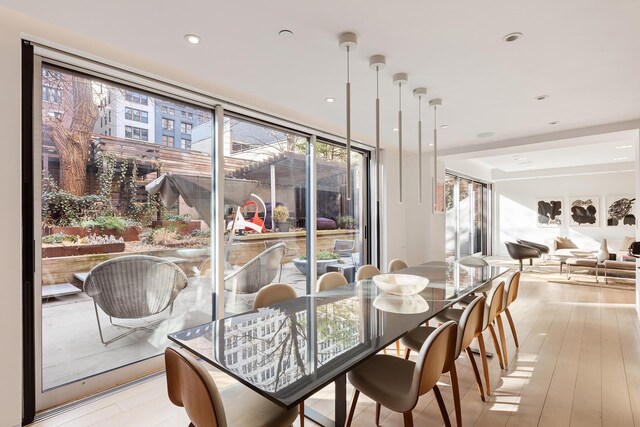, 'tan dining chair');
346,321,458,427
165,347,299,427
495,271,521,366
252,283,305,426
436,281,505,396
402,295,486,427
355,264,380,281
388,258,409,272
253,283,298,310
316,271,348,292
356,264,401,356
